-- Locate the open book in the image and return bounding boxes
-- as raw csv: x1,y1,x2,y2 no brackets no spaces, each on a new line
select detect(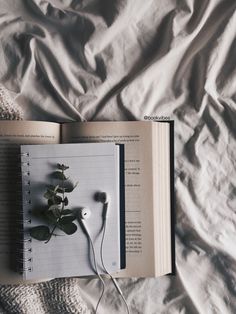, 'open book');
0,120,173,283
